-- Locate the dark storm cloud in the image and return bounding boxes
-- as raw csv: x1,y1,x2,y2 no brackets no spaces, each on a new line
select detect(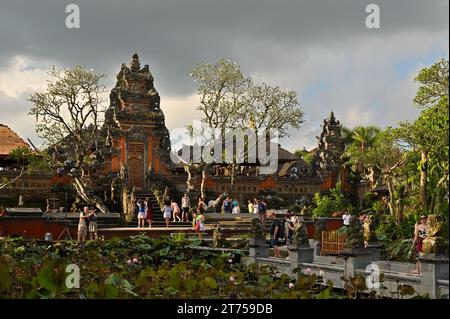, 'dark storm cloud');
0,0,448,95
0,0,448,150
